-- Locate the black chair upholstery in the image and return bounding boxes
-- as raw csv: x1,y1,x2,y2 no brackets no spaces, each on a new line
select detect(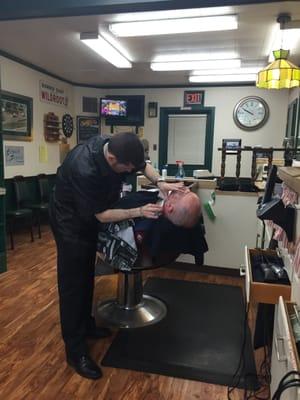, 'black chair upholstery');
6,175,34,250
30,174,50,238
